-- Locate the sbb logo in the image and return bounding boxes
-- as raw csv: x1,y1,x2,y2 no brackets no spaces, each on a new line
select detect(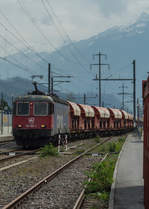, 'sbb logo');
28,117,35,124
